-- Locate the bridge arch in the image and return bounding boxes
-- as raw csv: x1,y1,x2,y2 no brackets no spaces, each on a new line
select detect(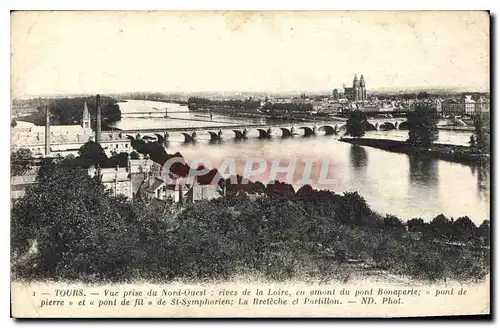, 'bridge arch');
233,129,248,140
398,121,409,130
365,123,377,131
379,122,396,131
319,125,336,135
182,132,197,143
300,126,316,137
154,133,165,145
280,127,293,137
336,124,347,132
208,131,222,142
